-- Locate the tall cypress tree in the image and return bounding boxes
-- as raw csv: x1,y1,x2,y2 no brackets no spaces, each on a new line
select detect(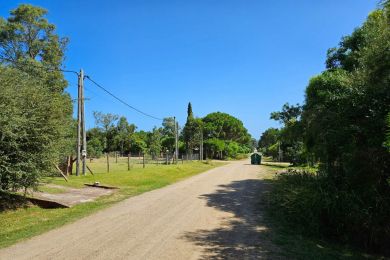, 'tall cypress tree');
187,102,194,119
